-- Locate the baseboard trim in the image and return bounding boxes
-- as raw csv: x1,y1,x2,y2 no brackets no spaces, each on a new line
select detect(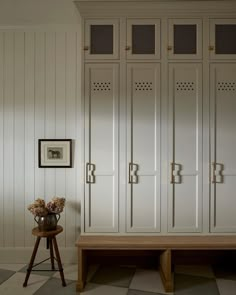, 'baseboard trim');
0,247,77,264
